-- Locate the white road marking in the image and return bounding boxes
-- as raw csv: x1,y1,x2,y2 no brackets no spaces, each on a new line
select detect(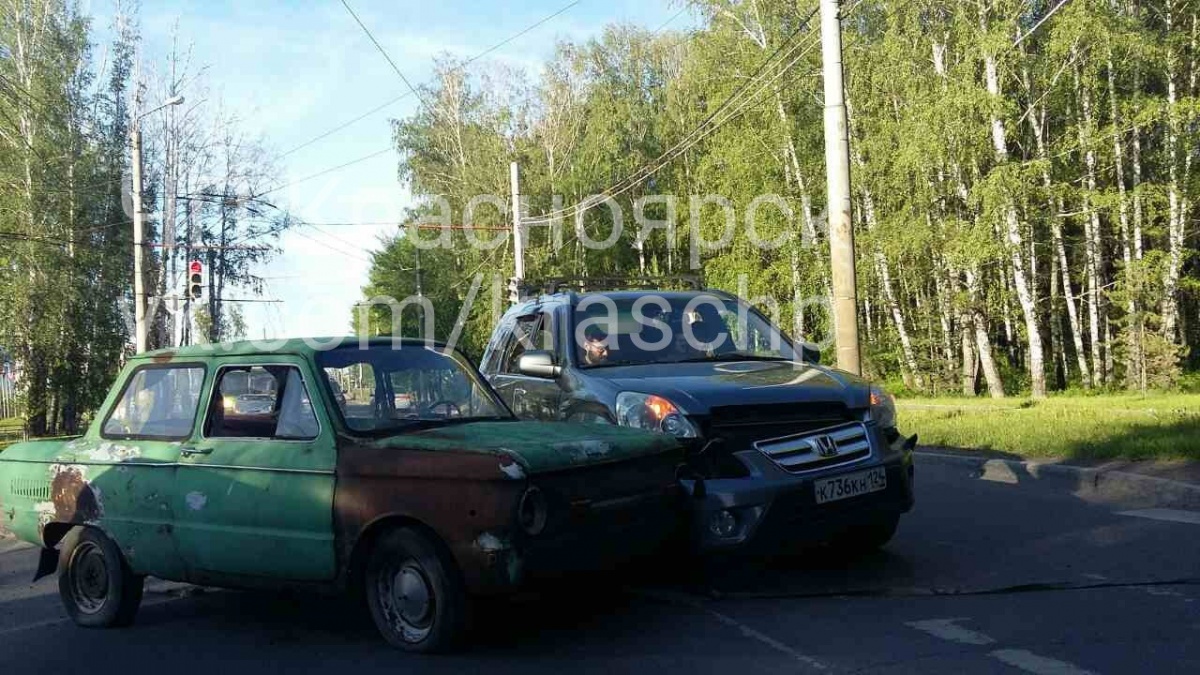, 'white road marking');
1116,508,1200,525
990,648,1097,675
905,618,996,645
635,589,827,670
